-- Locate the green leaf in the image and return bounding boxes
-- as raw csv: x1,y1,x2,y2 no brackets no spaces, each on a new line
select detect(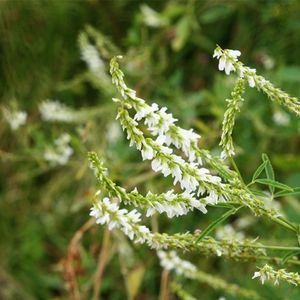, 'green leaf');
255,179,294,192
262,153,275,193
274,187,300,198
195,206,241,243
251,160,268,182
